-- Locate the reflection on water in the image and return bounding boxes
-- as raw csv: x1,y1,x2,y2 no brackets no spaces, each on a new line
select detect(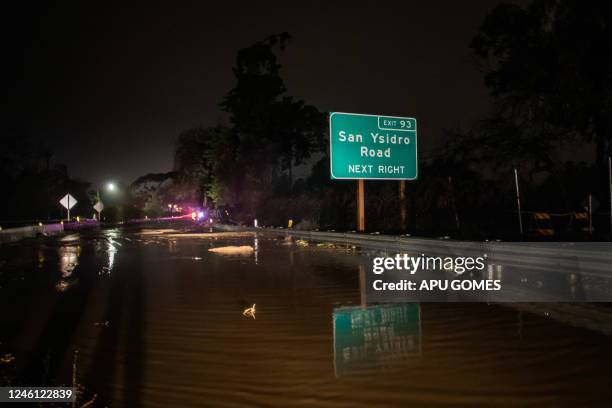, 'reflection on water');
254,235,259,265
56,238,81,292
333,303,421,377
101,230,119,275
36,247,45,269
2,230,612,407
58,245,80,277
167,238,177,253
